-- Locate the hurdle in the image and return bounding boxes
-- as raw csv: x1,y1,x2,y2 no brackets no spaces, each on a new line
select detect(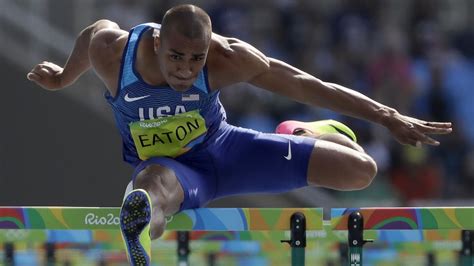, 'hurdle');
0,207,323,265
0,227,326,264
331,207,474,266
0,226,333,264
